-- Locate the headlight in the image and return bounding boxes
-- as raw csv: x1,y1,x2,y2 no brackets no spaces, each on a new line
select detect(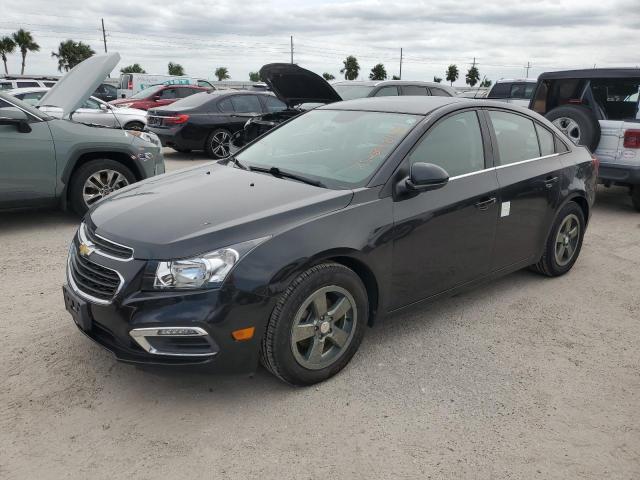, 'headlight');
126,129,159,145
153,237,269,290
